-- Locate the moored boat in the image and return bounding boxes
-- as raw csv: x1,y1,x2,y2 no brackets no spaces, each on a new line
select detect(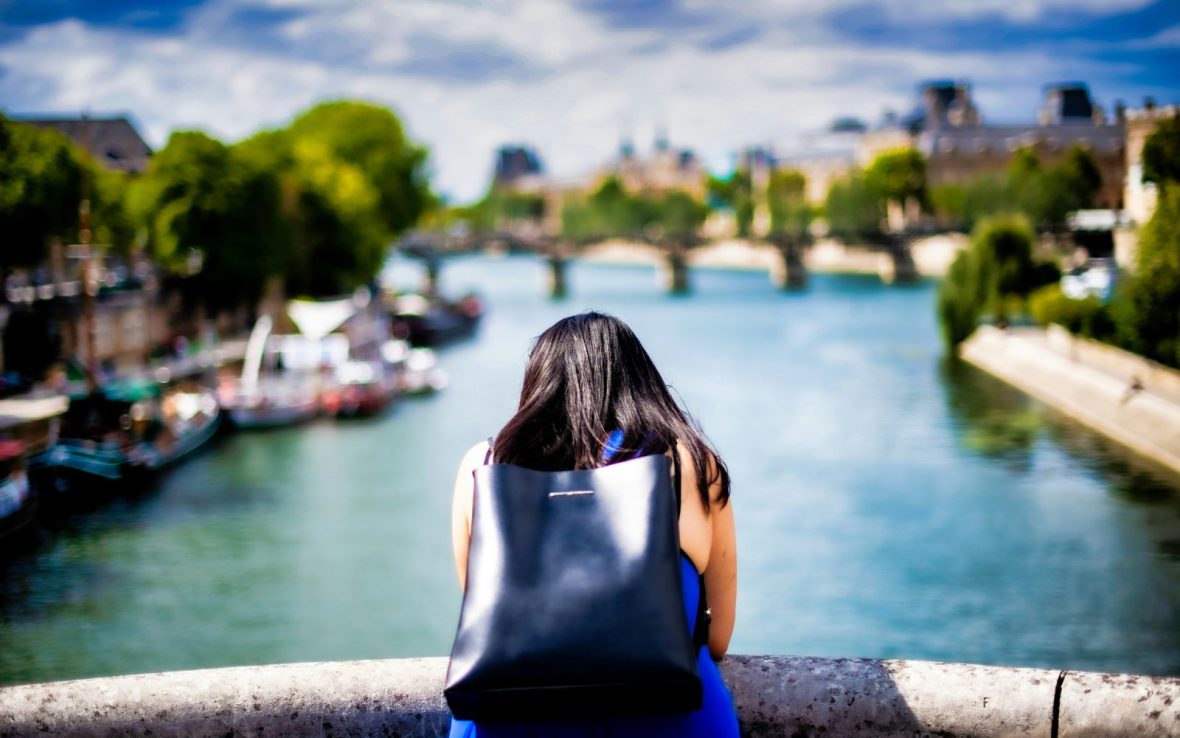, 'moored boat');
218,315,324,430
28,381,221,505
0,440,36,544
388,292,484,347
221,379,321,429
382,340,448,396
0,395,66,532
322,360,399,418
